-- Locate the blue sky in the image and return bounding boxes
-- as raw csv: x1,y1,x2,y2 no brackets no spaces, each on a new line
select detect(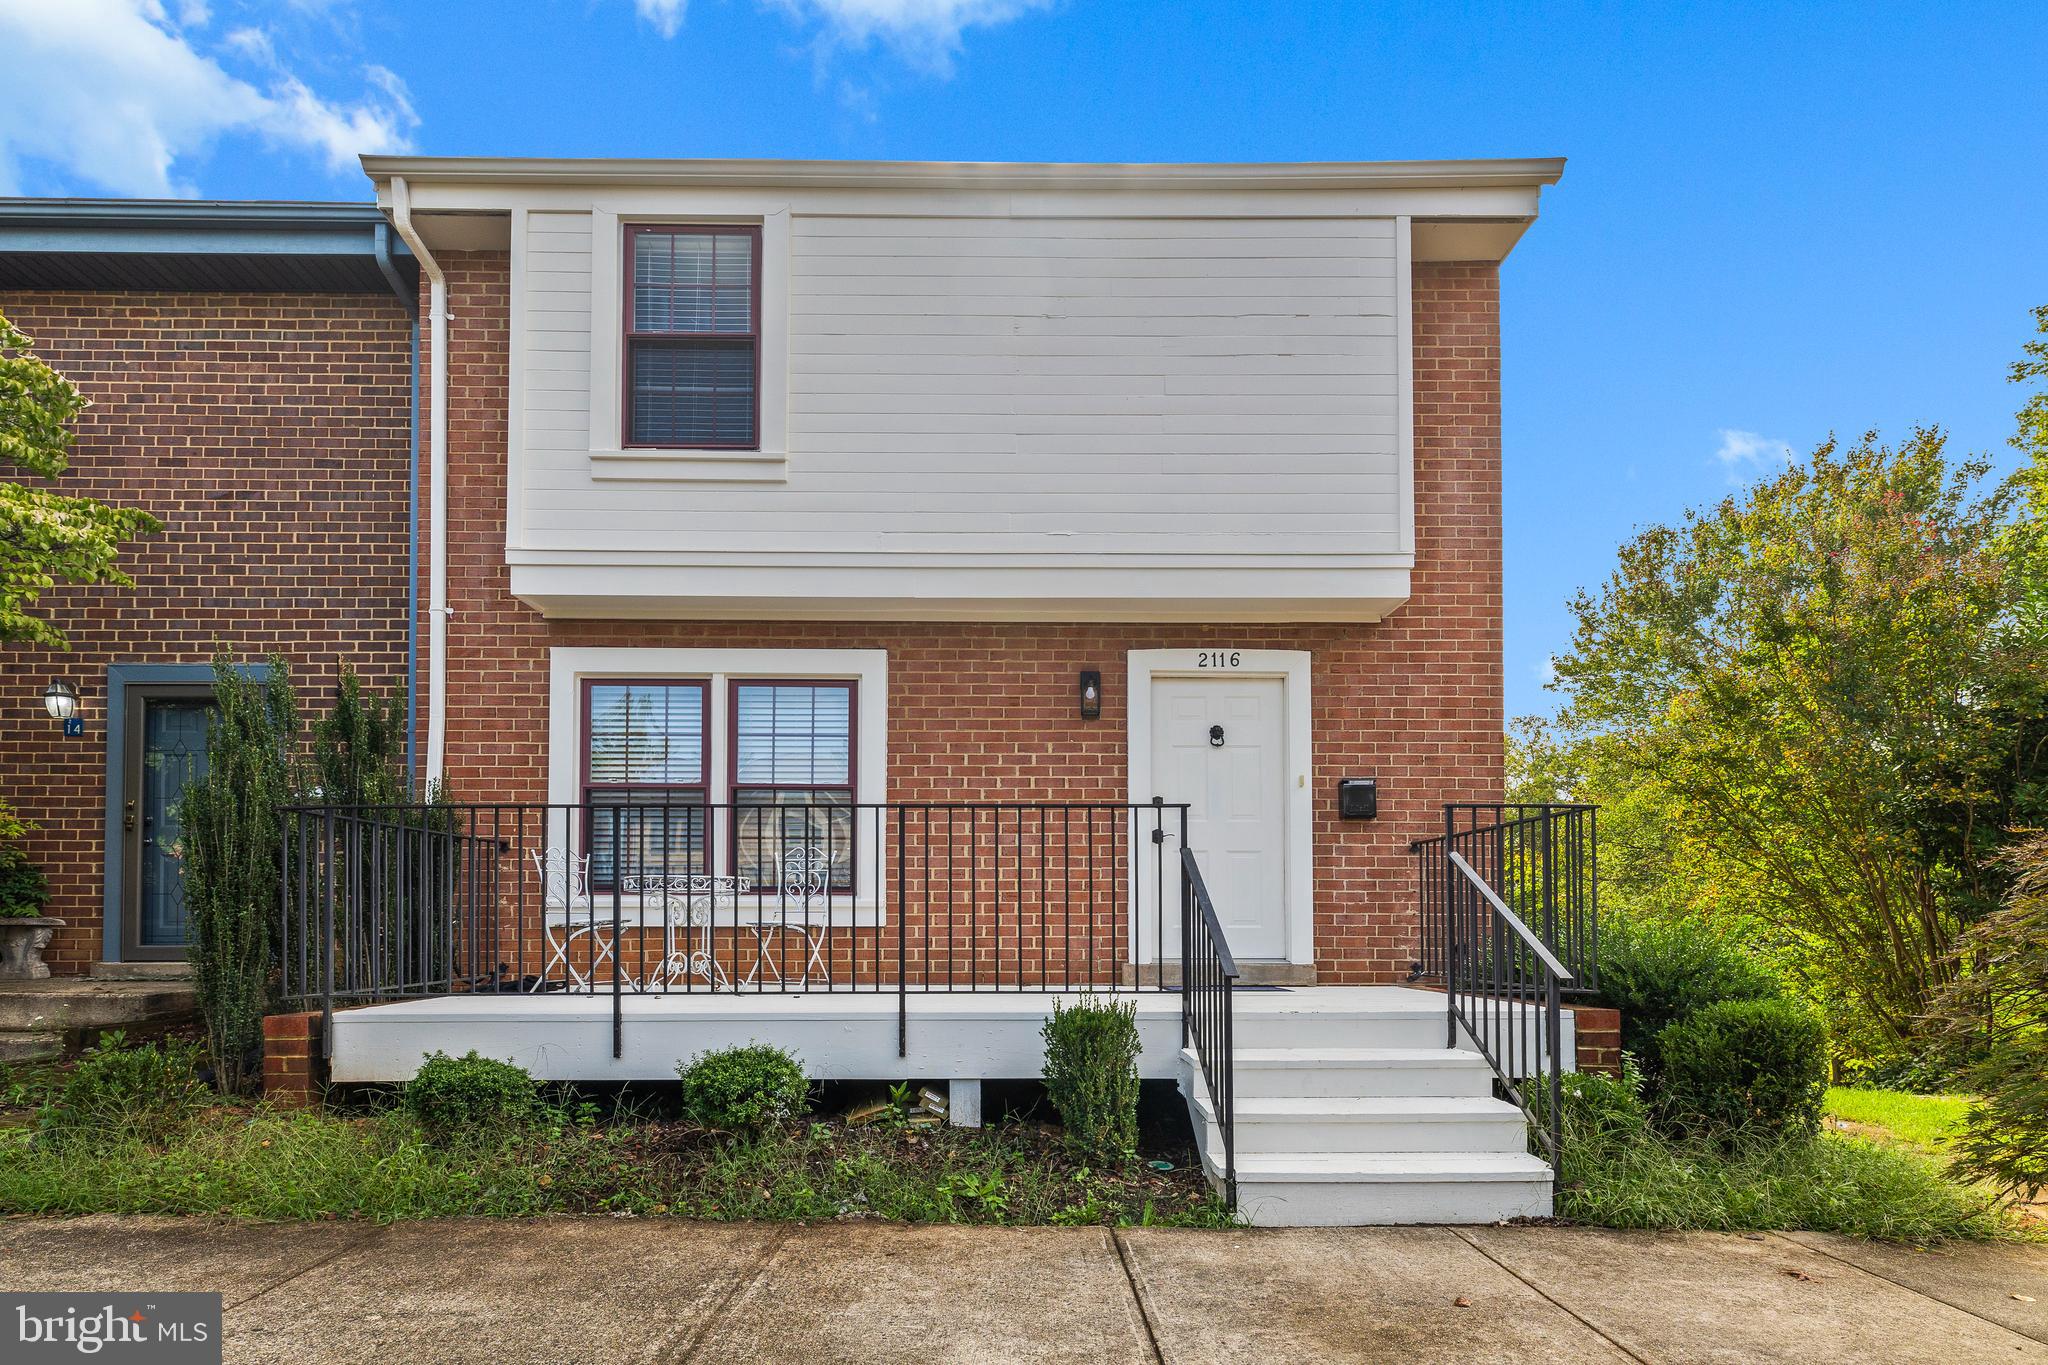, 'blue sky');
3,0,2043,717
